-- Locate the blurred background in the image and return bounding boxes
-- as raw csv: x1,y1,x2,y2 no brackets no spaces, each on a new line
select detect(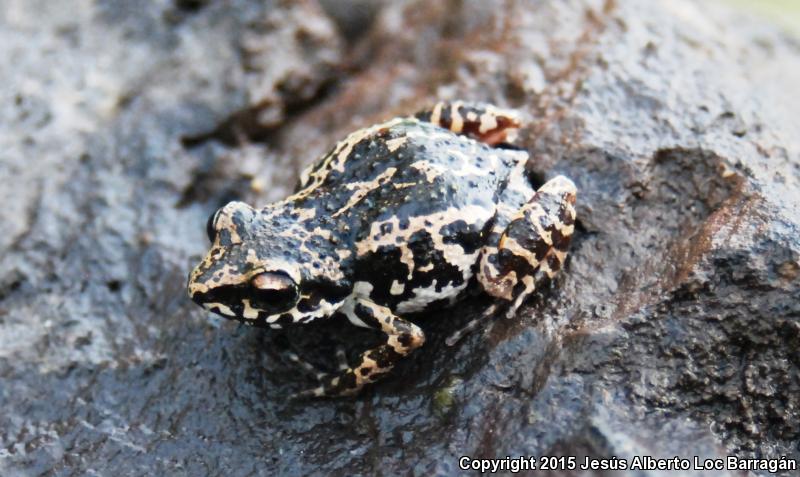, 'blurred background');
725,0,800,33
